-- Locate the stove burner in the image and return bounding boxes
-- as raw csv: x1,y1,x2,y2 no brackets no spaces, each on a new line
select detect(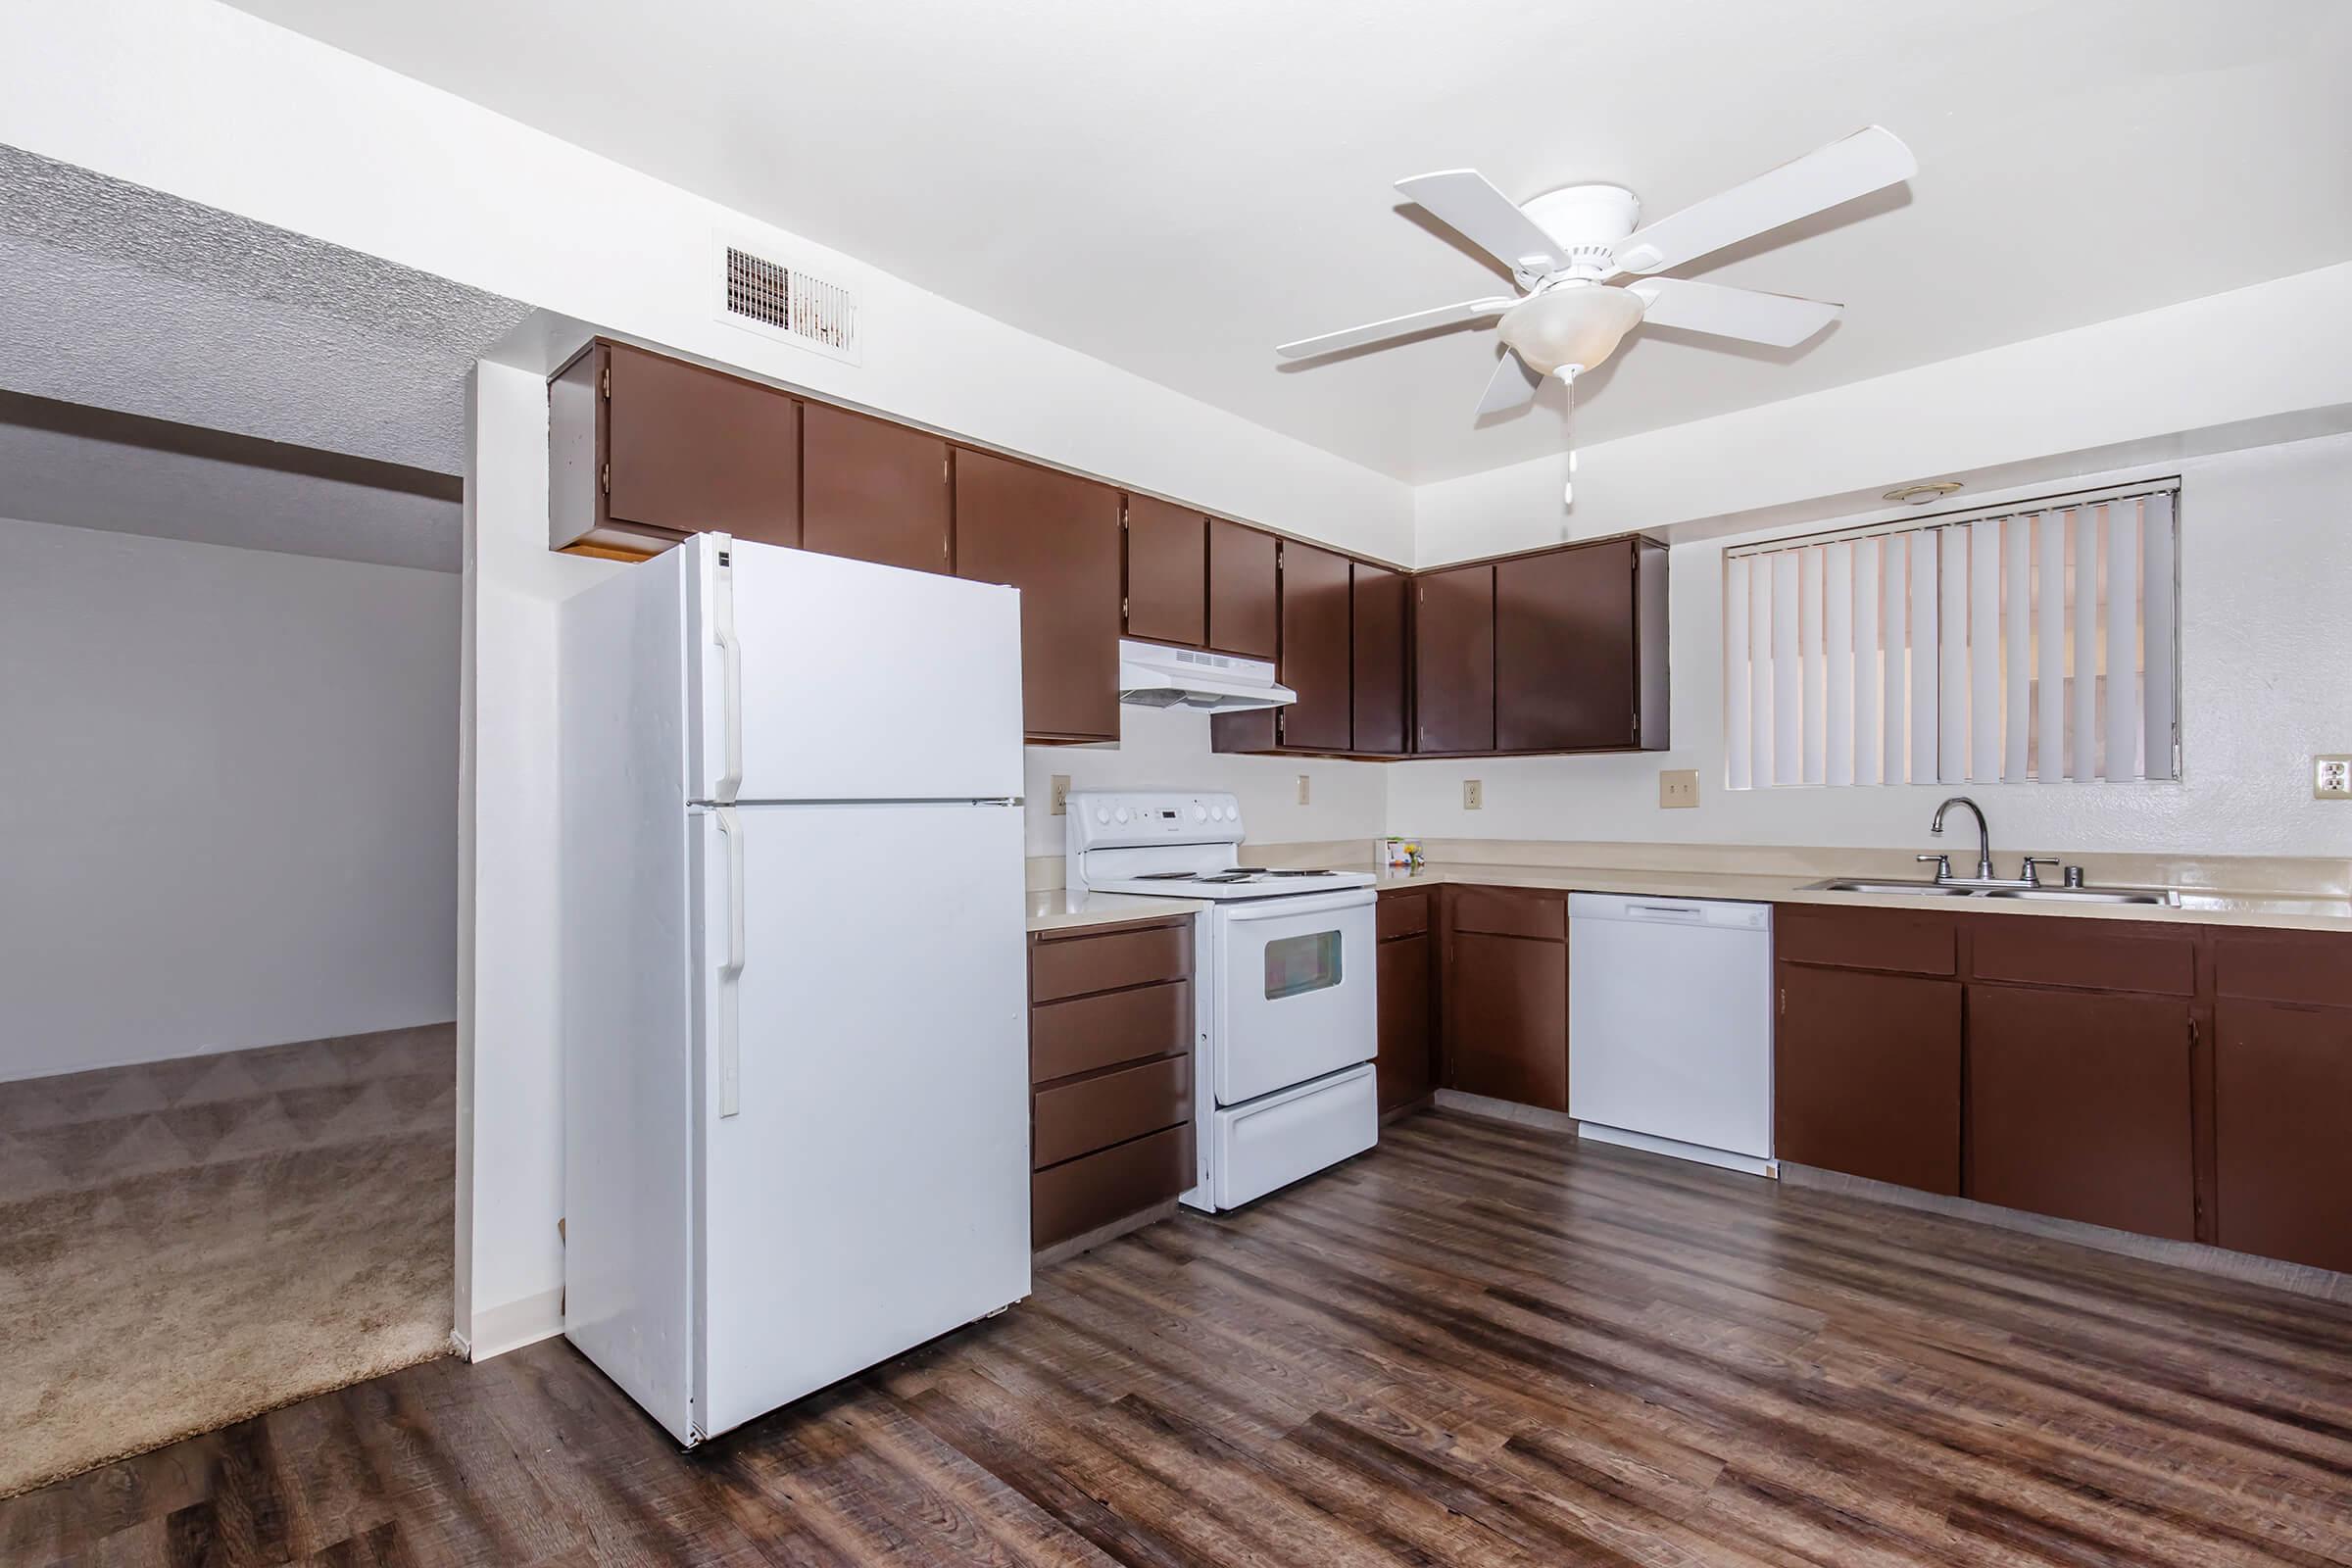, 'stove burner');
1132,870,1201,881
1196,871,1257,884
1266,868,1331,877
1227,866,1270,874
